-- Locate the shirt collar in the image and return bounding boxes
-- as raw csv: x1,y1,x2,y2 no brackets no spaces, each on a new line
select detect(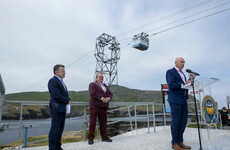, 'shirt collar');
174,66,182,72
97,81,104,85
55,75,63,81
